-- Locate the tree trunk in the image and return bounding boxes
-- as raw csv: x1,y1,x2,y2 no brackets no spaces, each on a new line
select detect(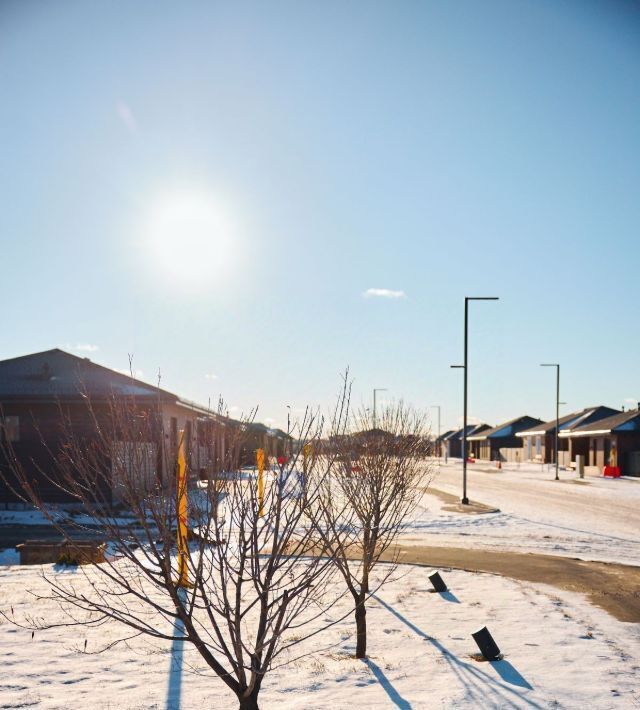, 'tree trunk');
355,597,367,659
238,688,260,710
